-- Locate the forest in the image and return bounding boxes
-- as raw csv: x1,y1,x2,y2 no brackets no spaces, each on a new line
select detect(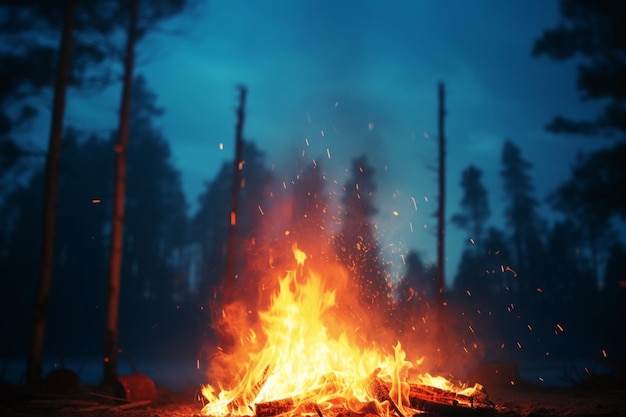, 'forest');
1,0,625,390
